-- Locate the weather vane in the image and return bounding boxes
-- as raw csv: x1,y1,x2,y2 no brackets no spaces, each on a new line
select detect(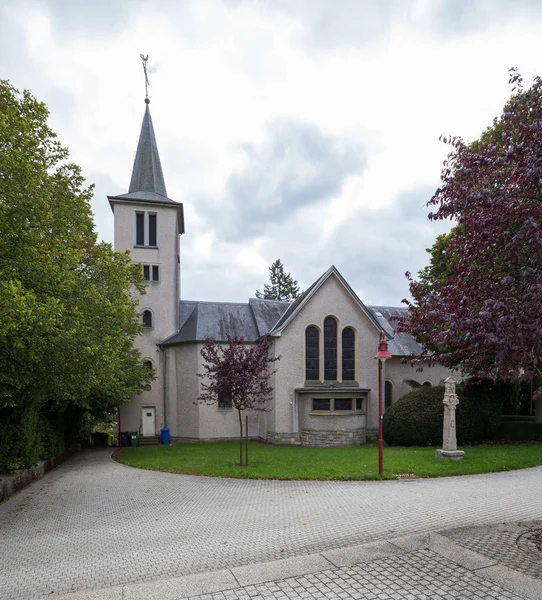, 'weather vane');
140,54,150,103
